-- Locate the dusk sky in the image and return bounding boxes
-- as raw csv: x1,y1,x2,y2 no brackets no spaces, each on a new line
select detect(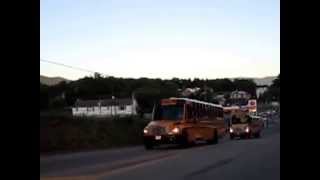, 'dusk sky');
40,0,279,80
